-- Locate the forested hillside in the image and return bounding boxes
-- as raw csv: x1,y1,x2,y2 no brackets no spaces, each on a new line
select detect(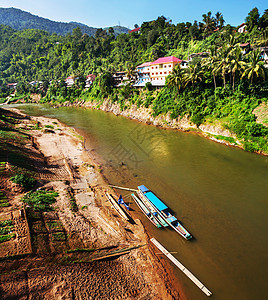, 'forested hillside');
0,7,129,36
0,8,267,153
